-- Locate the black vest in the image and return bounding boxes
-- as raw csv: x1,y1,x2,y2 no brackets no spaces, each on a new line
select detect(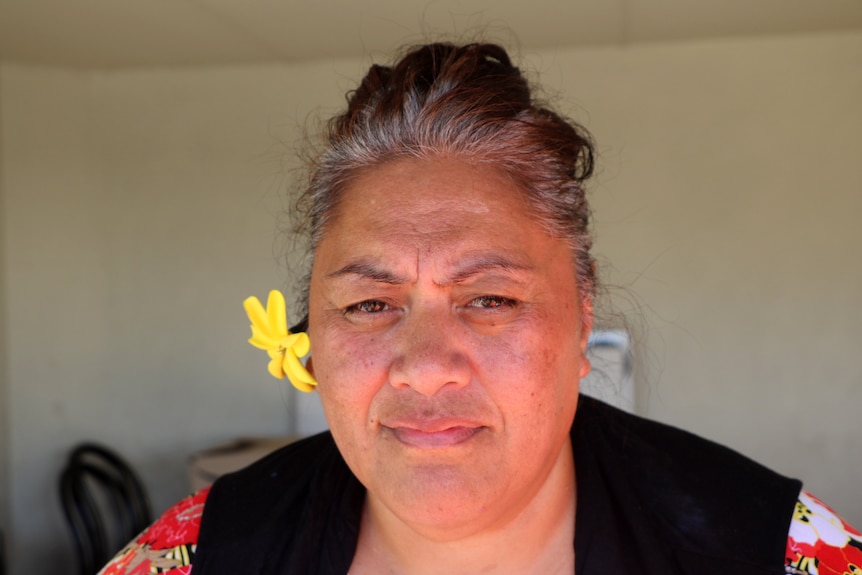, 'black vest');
195,396,801,574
